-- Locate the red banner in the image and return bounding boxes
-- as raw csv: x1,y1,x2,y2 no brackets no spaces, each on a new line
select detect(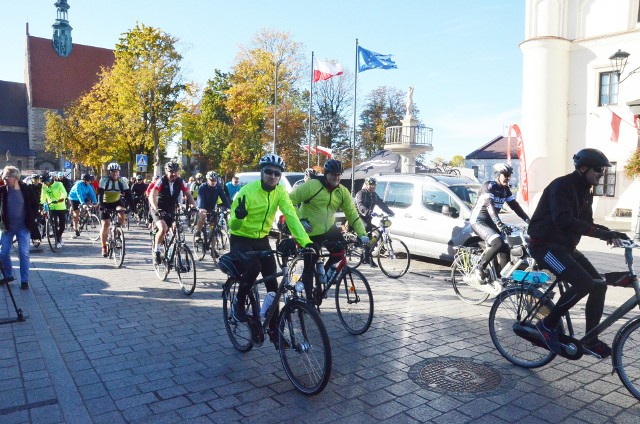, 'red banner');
508,124,529,203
